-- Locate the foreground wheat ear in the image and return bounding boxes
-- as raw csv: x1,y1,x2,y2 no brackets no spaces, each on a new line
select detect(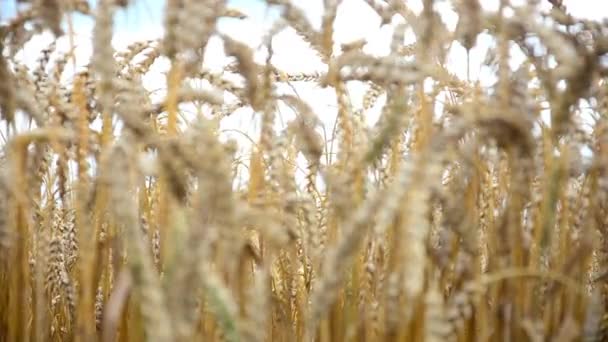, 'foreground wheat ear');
2,0,608,341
